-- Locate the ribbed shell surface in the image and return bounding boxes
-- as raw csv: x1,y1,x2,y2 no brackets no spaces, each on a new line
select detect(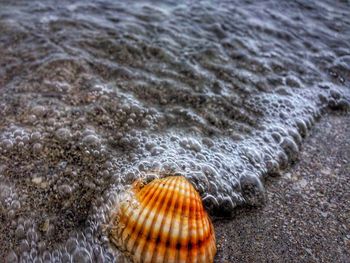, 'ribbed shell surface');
110,176,216,263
